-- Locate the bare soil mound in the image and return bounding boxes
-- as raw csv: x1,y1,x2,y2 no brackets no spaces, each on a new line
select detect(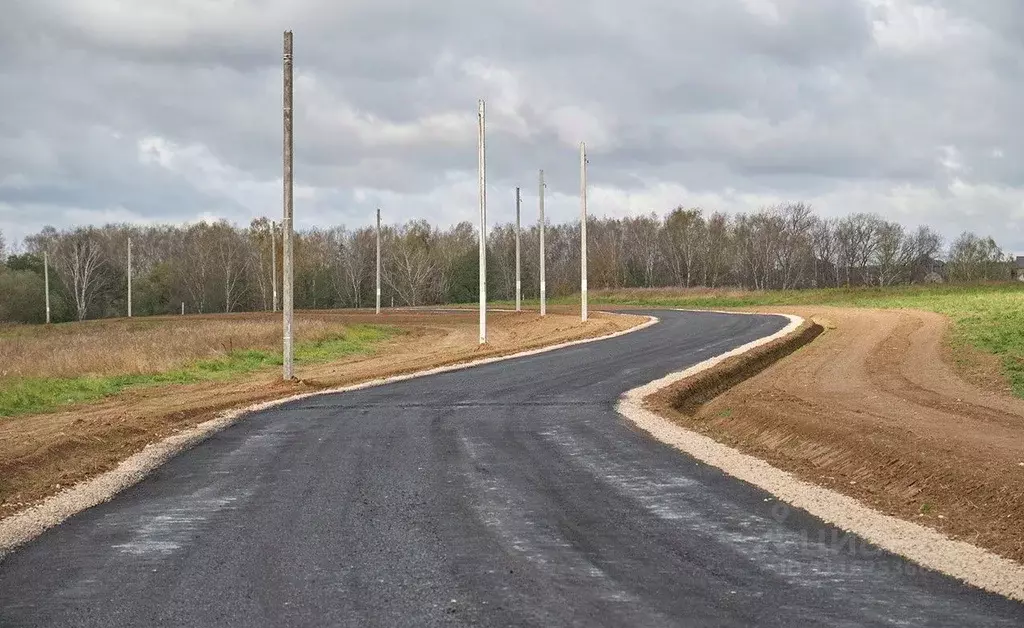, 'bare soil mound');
649,307,1024,563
